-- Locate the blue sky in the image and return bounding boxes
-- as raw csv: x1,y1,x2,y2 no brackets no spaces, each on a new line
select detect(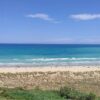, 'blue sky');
0,0,100,44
